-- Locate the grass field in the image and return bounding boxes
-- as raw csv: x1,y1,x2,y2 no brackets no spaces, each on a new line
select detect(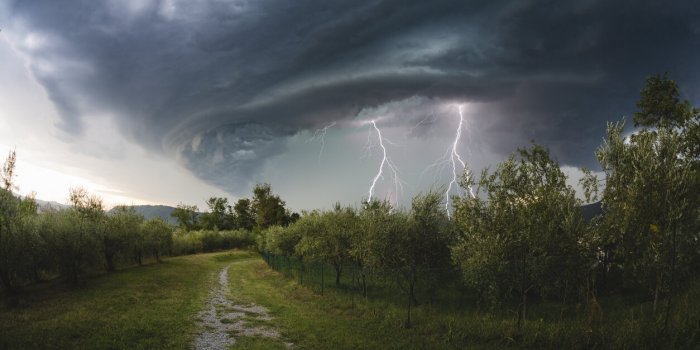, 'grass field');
0,251,255,350
2,251,698,349
228,258,700,349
